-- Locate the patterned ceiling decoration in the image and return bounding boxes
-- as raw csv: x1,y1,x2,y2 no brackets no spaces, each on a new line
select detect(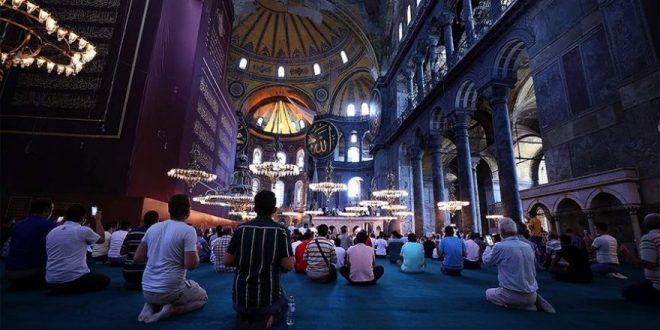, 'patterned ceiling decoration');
242,85,315,136
331,71,375,117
